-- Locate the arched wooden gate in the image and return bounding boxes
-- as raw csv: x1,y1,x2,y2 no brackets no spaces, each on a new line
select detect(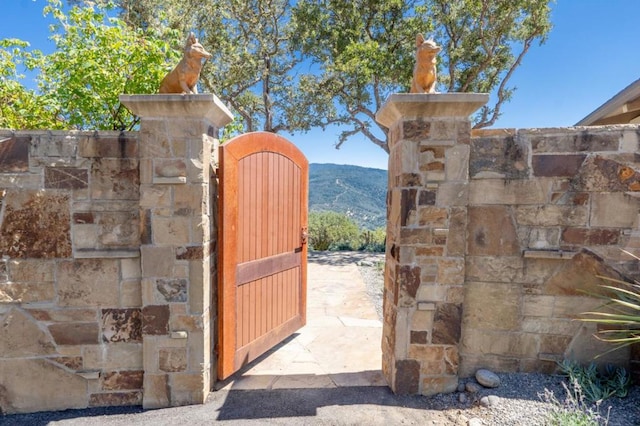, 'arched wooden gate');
217,132,308,380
